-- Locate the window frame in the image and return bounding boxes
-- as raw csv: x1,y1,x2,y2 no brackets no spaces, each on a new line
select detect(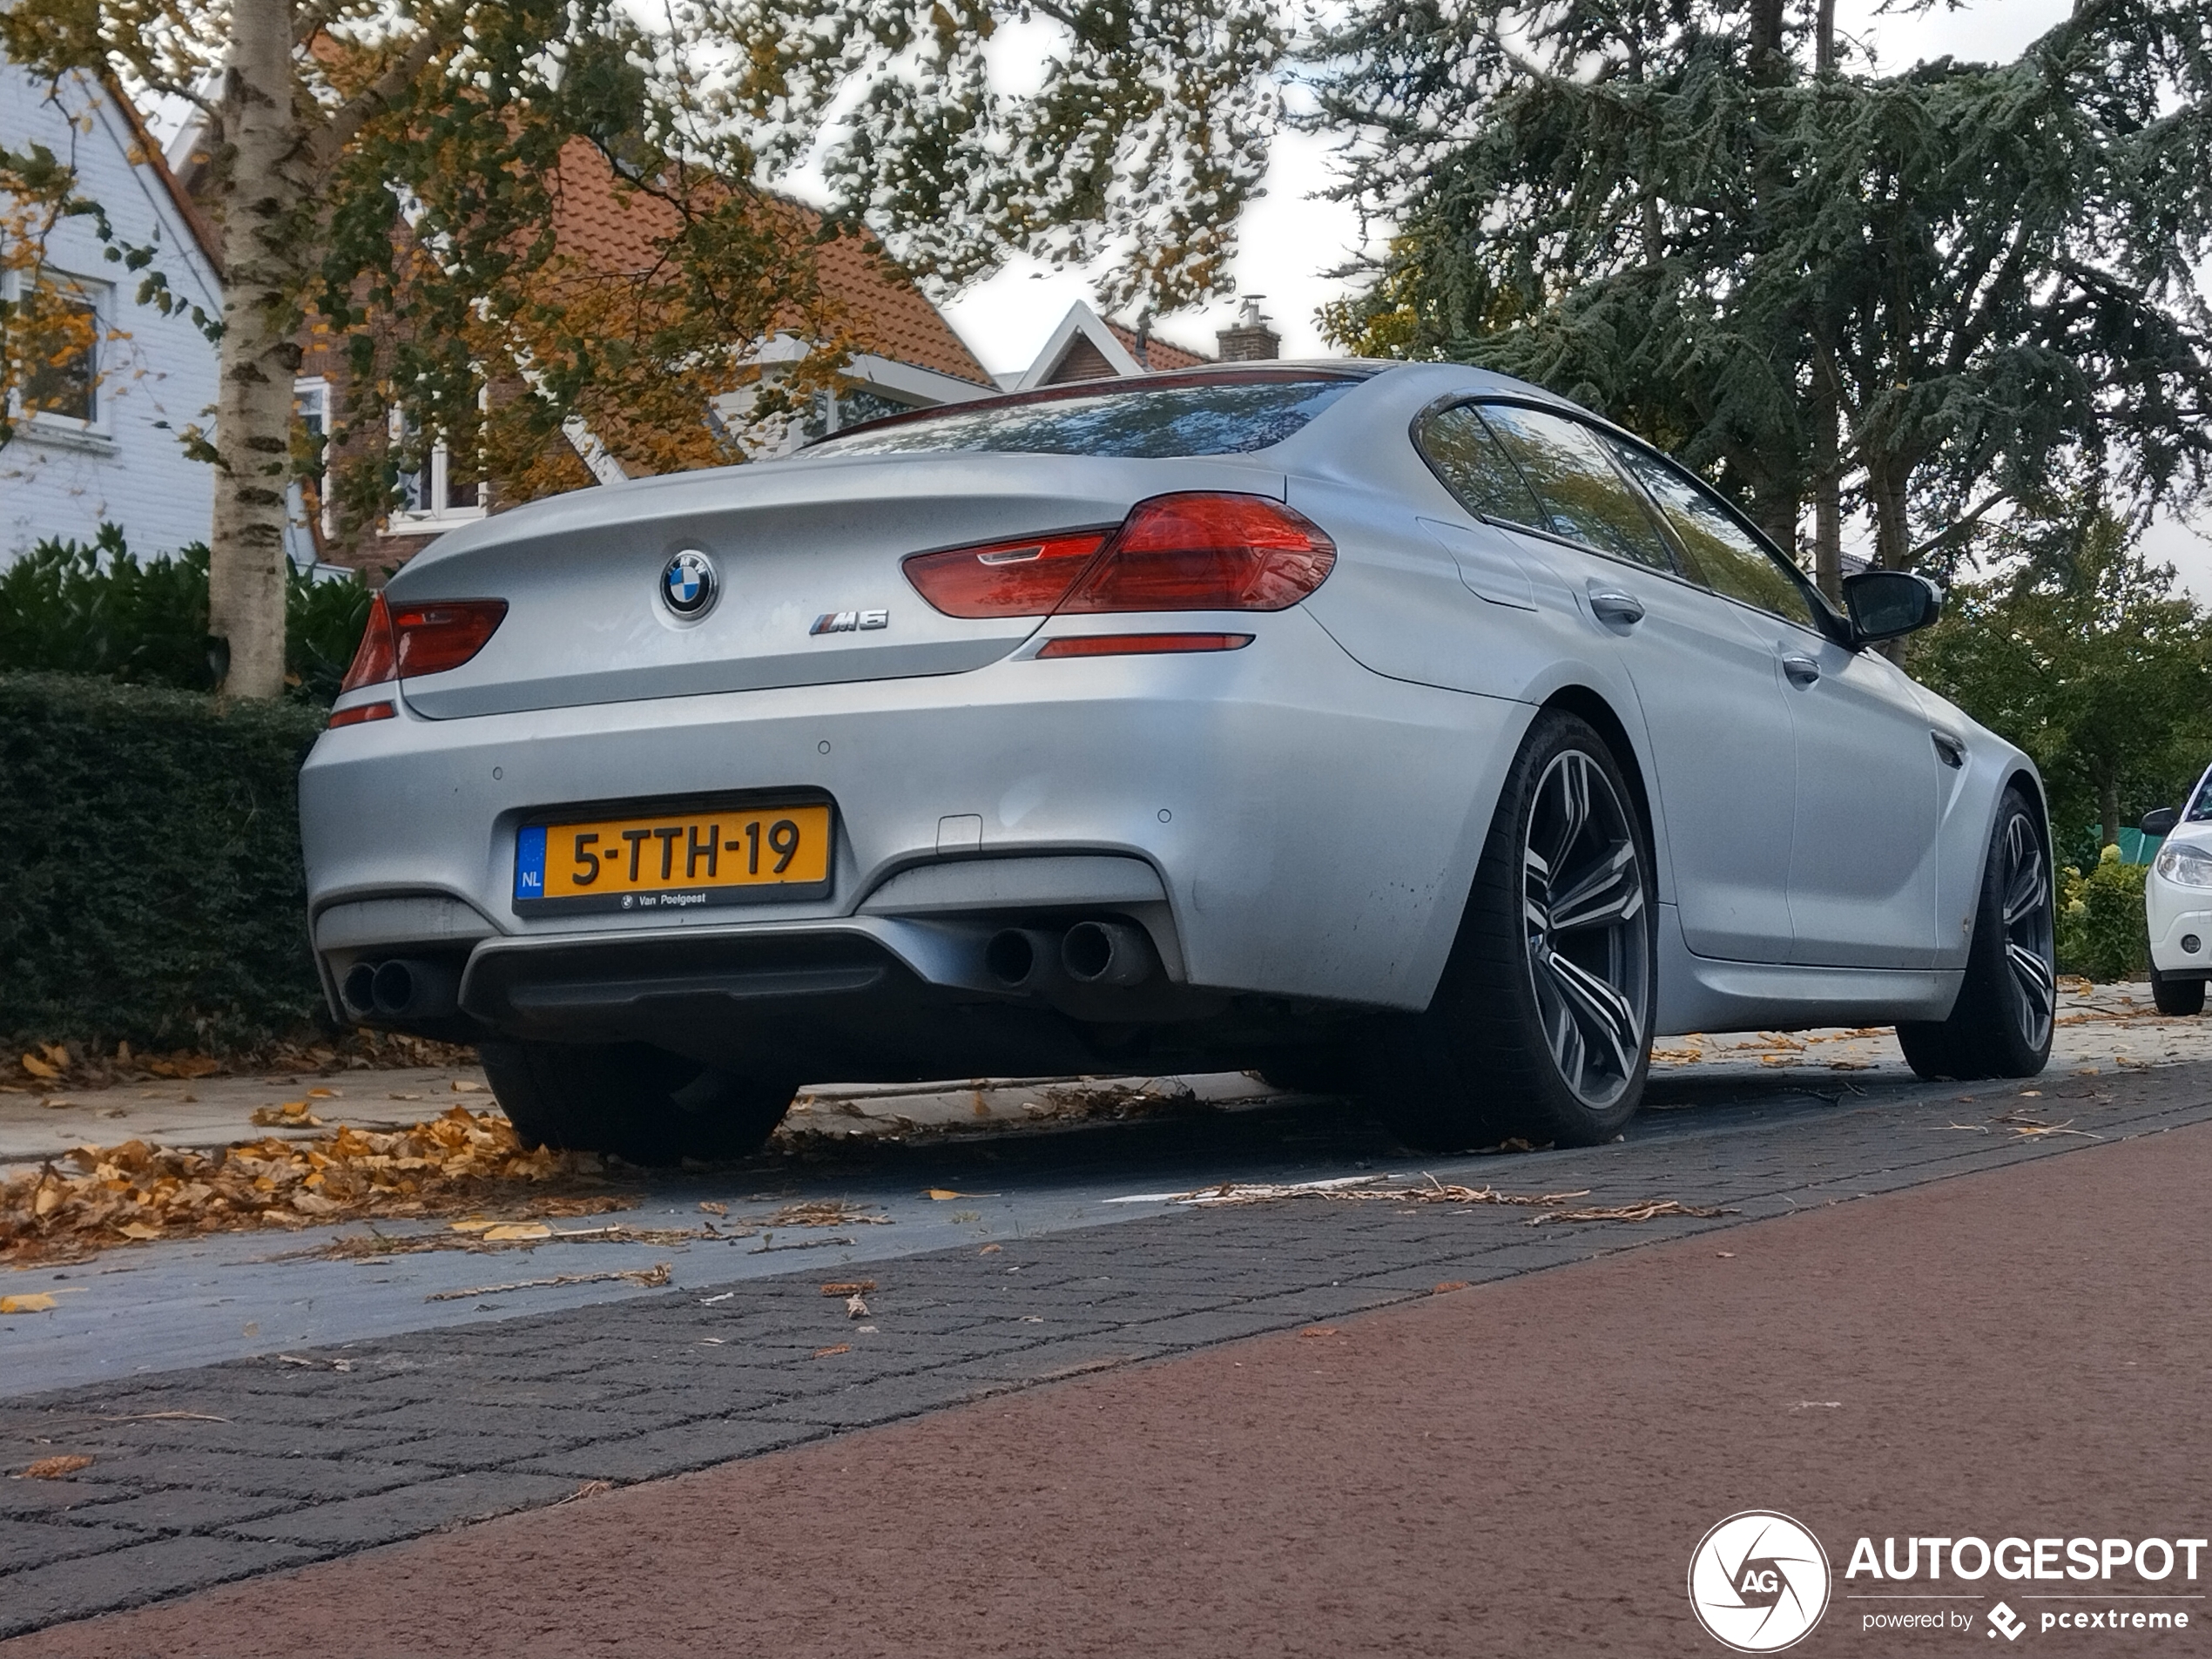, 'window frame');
1410,392,1844,643
384,395,489,534
6,267,112,437
1594,426,1842,641
1413,395,1687,579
